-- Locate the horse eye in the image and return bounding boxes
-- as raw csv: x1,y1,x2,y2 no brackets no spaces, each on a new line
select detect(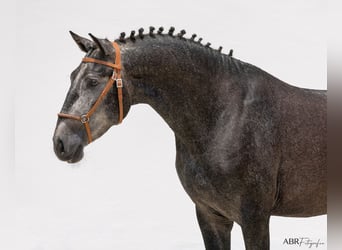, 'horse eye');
88,79,99,87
